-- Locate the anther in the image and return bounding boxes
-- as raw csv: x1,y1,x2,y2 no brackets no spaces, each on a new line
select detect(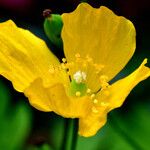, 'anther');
62,58,67,63
86,88,91,94
100,102,109,107
61,63,66,69
93,99,98,104
92,106,99,113
99,75,108,82
86,55,93,62
99,75,109,89
90,94,95,99
49,66,55,74
95,65,104,74
76,91,81,97
75,53,81,58
101,82,109,89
